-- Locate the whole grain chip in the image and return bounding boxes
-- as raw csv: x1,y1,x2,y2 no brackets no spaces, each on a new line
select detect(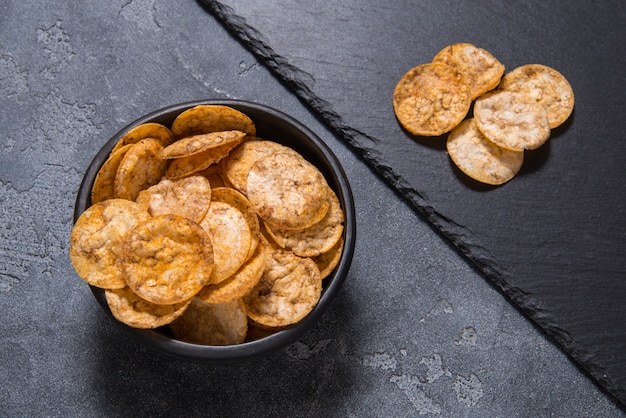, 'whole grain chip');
264,187,344,257
122,214,214,305
433,42,505,100
200,188,254,284
105,287,191,329
165,141,240,180
243,246,322,328
499,63,575,128
221,139,297,194
69,199,150,289
247,152,331,230
393,62,471,136
313,236,344,280
114,138,167,201
111,122,175,154
196,237,268,304
171,104,256,139
474,90,551,151
162,130,245,160
447,118,524,185
91,144,132,204
170,297,248,346
135,175,211,223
